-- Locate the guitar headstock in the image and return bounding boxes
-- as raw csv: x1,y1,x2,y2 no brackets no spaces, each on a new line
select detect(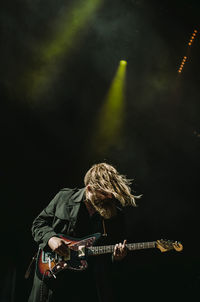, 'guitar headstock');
156,239,183,253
